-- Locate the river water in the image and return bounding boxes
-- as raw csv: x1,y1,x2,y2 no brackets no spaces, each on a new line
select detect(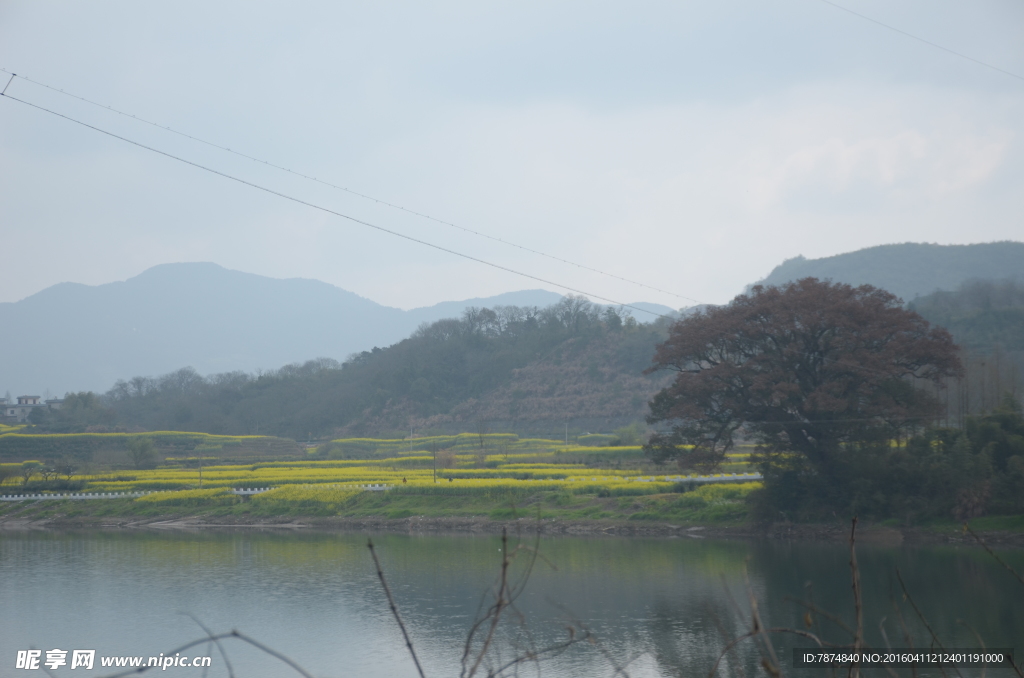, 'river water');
1,530,1021,677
